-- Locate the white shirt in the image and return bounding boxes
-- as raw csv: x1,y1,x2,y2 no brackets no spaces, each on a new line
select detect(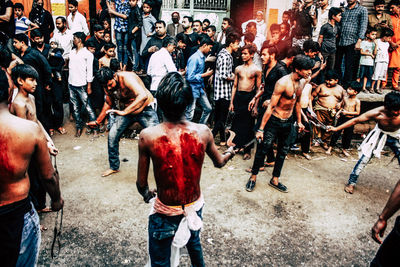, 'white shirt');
313,6,330,41
53,28,74,60
241,20,267,37
147,48,177,92
240,33,265,52
68,47,94,87
67,11,90,35
375,39,390,63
